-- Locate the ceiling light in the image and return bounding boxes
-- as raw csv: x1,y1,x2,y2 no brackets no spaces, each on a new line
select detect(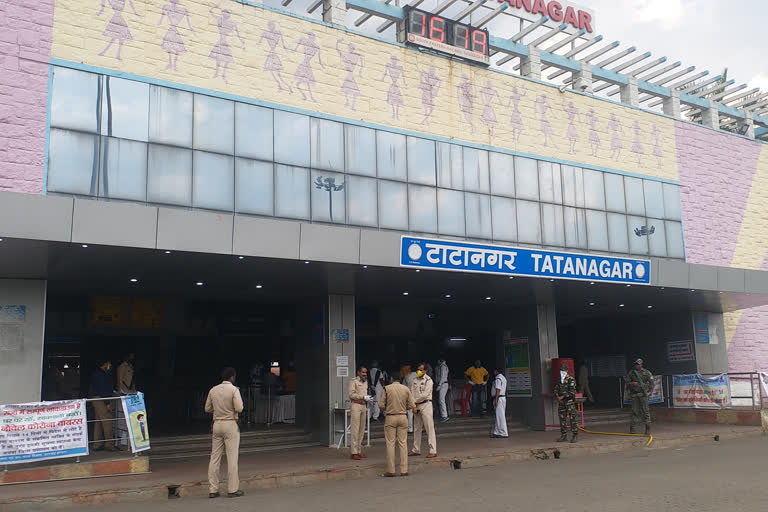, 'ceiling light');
256,284,263,289
444,294,452,298
238,256,244,260
589,302,595,306
508,276,514,280
402,291,409,296
415,269,421,272
164,250,172,254
485,296,492,300
196,282,204,286
0,238,3,242
81,244,88,248
549,279,555,282
130,278,138,283
363,265,368,269
690,289,696,292
619,304,625,307
449,337,467,342
590,281,595,285
647,305,653,309
304,261,310,264
626,284,631,288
